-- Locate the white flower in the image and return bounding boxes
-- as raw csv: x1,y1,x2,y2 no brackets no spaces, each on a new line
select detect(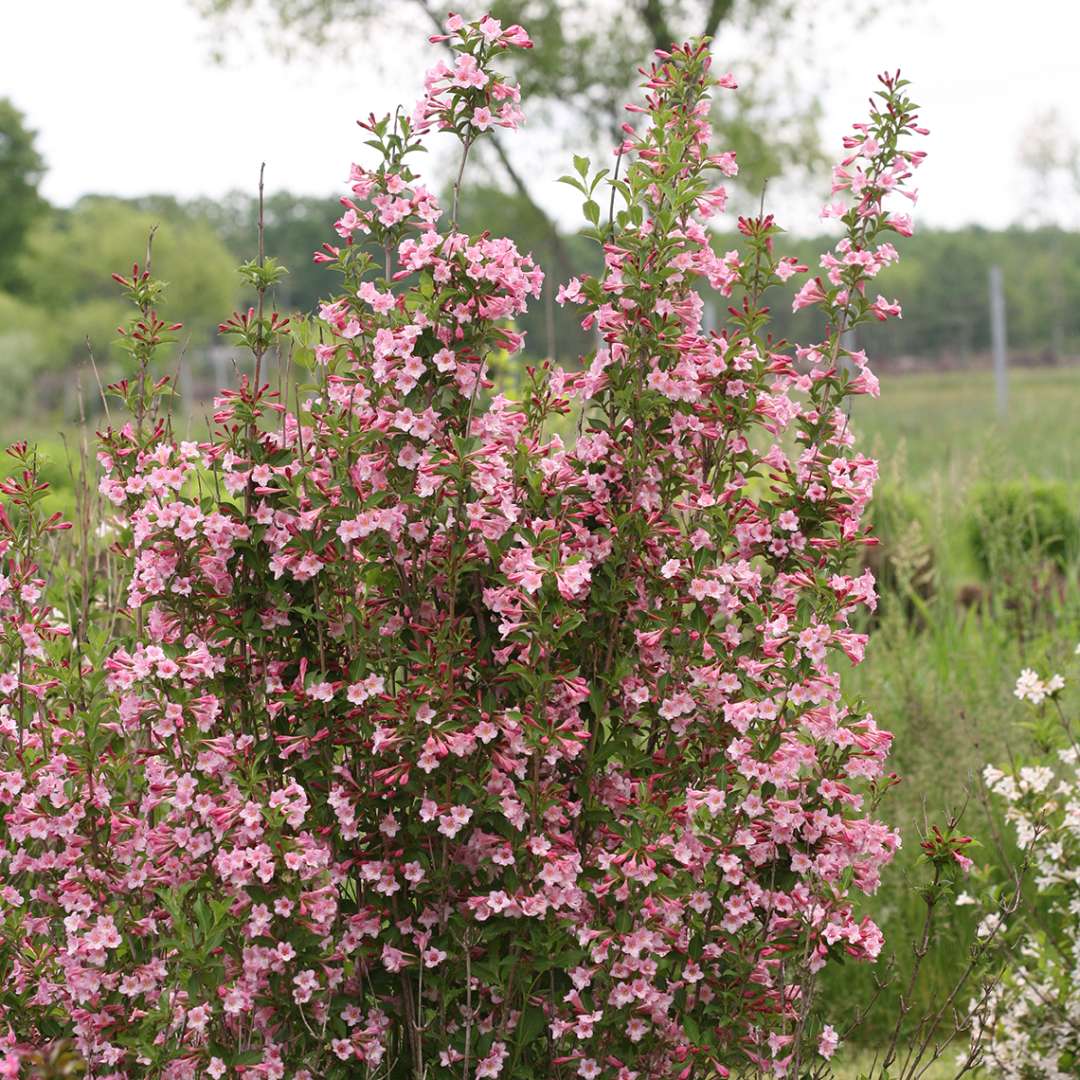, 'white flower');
1019,766,1055,794
1015,668,1048,705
